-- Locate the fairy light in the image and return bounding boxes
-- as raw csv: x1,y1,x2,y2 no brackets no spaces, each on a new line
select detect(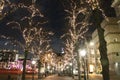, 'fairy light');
0,0,4,12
